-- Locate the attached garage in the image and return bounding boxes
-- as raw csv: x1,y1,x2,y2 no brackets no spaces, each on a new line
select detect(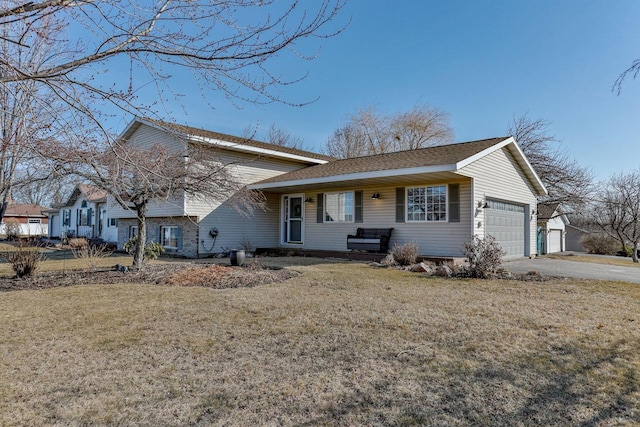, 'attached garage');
485,199,526,257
